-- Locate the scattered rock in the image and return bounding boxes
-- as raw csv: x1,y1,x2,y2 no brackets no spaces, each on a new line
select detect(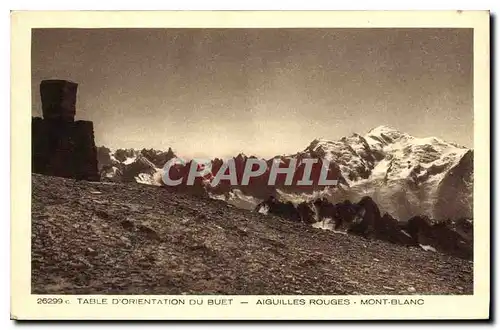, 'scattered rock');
95,210,110,219
85,247,98,257
120,219,134,230
137,224,161,241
